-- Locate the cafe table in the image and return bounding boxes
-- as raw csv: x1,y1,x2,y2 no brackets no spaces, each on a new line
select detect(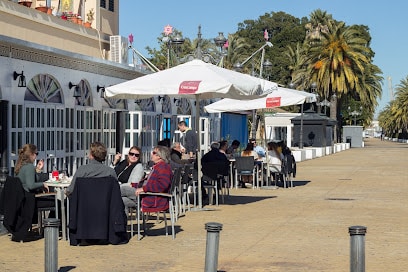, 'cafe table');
44,177,72,240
